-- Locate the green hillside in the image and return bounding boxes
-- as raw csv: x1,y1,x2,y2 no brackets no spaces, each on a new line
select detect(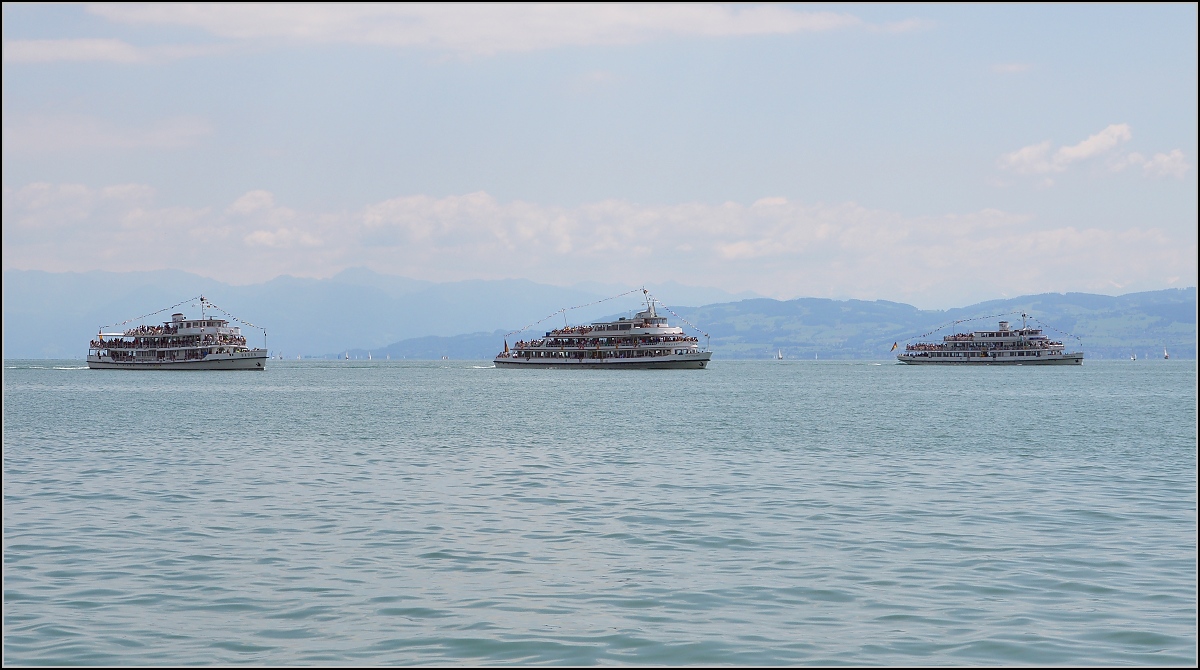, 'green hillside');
674,289,1196,360
357,288,1195,361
